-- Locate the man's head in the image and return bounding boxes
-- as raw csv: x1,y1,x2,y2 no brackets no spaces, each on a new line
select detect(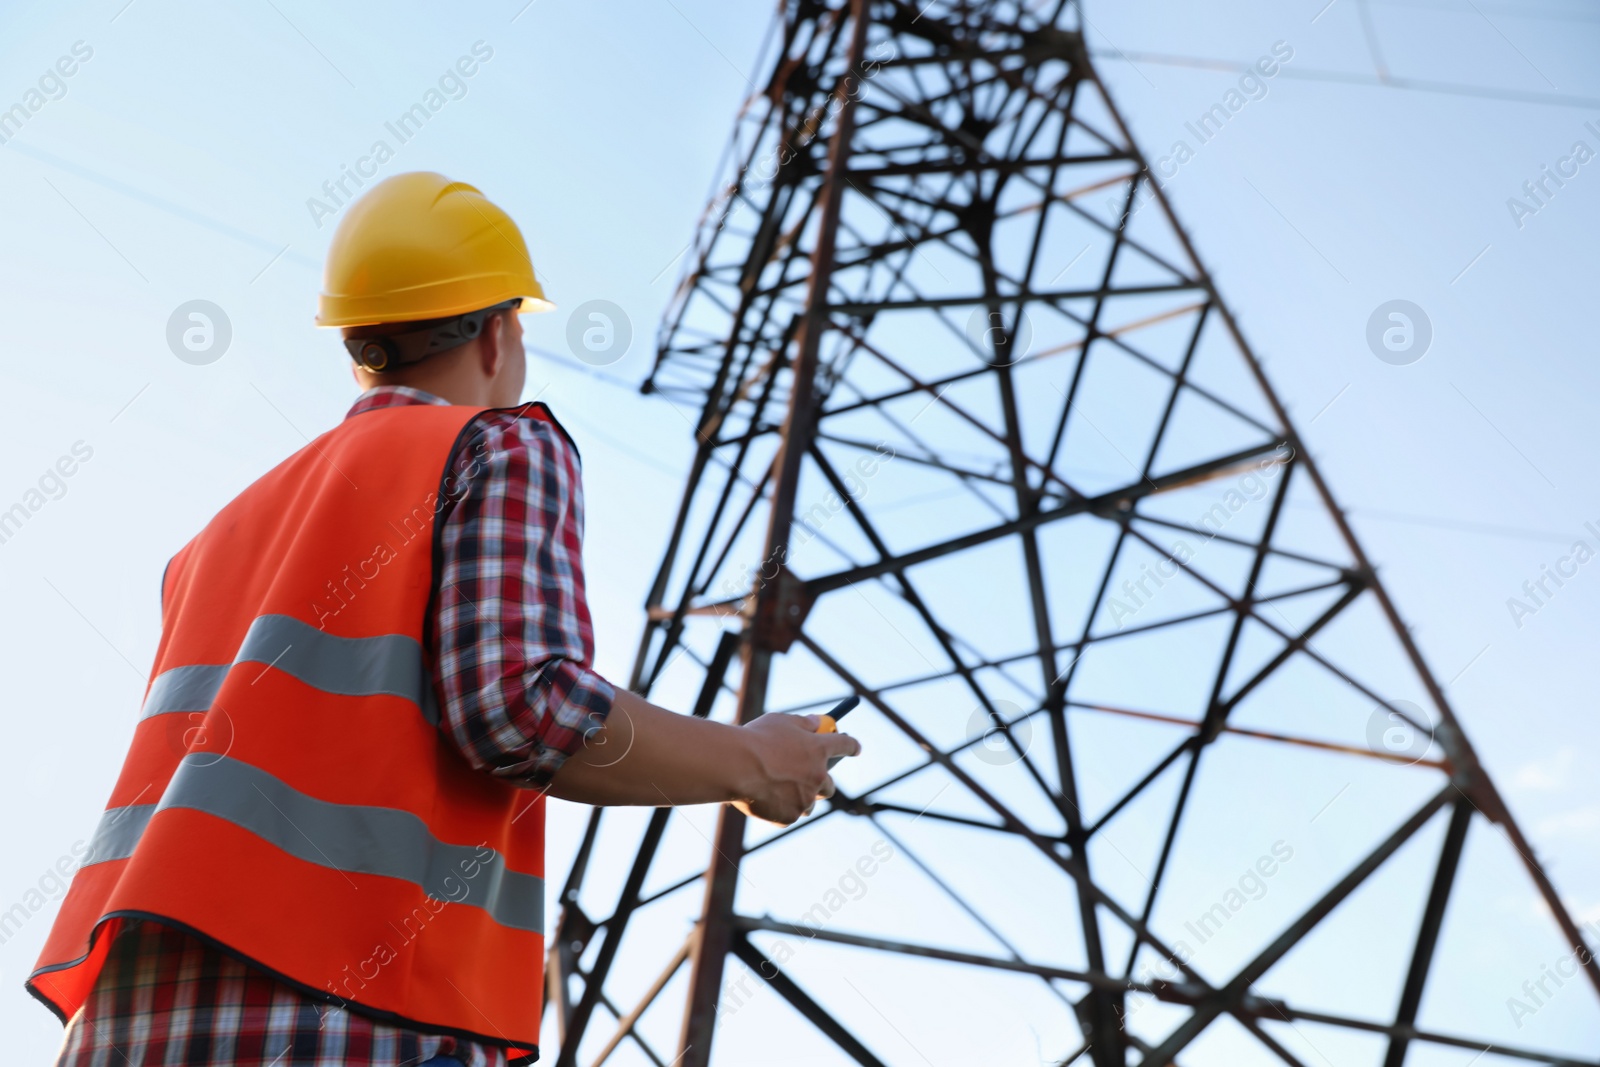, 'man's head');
316,171,552,407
